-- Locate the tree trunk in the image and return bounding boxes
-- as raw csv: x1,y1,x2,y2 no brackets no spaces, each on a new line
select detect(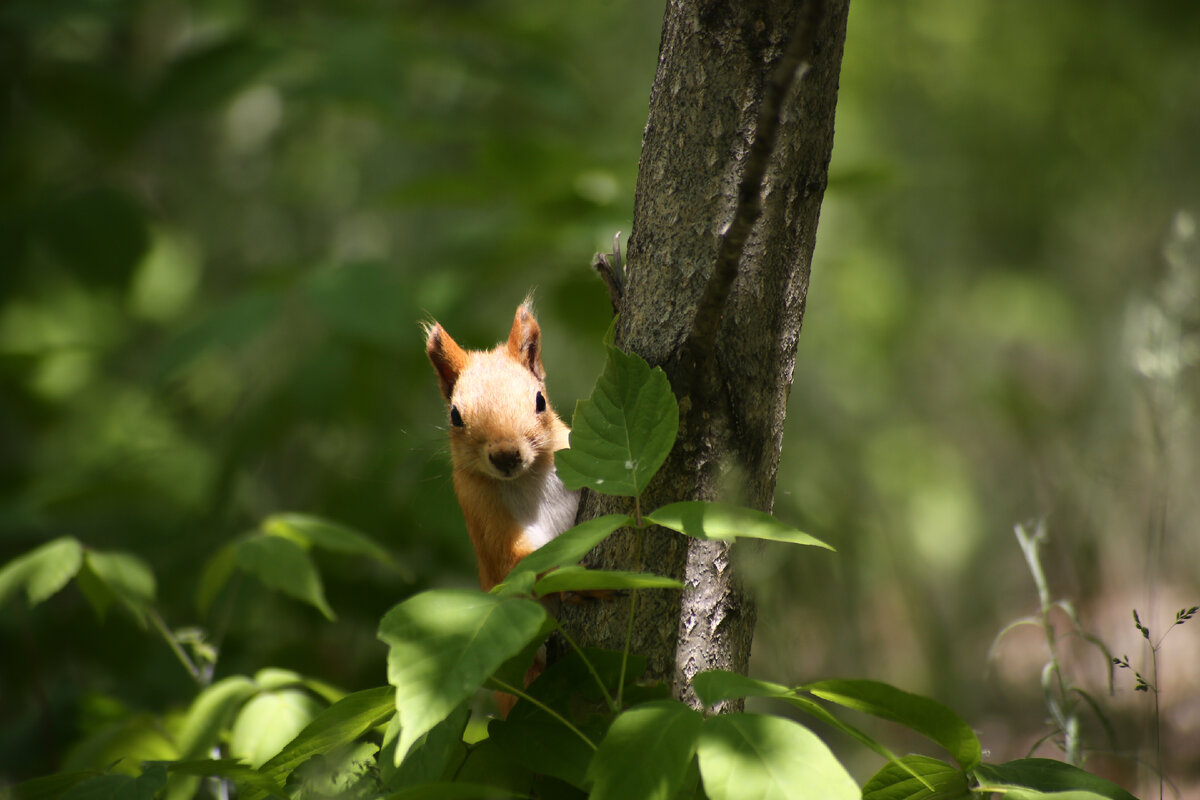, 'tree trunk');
553,0,849,708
